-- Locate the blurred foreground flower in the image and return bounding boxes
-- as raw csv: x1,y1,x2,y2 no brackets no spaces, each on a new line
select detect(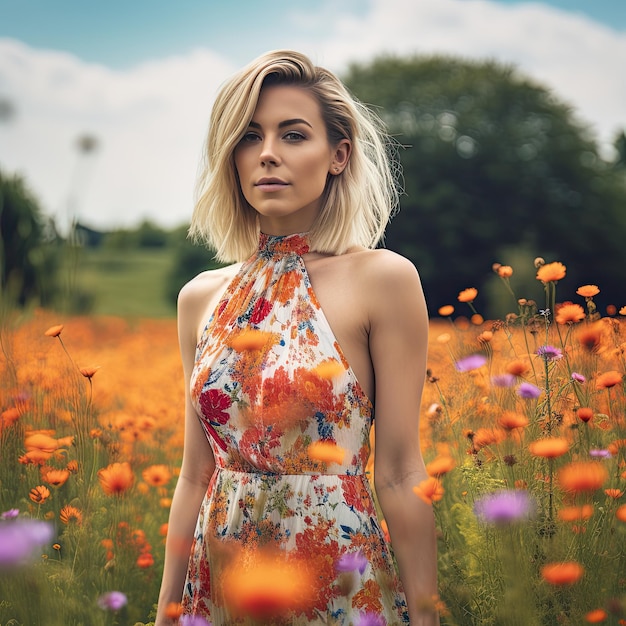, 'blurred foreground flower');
355,612,385,626
336,550,368,575
558,462,608,493
307,441,346,465
97,591,127,611
222,548,317,620
474,490,535,525
179,616,212,626
0,517,54,568
541,561,584,585
455,354,487,372
98,462,134,495
413,477,444,505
